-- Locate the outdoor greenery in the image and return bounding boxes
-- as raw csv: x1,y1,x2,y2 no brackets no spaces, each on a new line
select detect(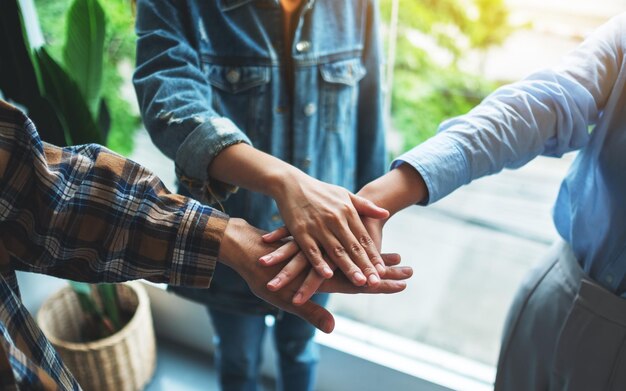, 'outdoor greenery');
380,0,514,152
31,0,514,155
35,0,139,155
